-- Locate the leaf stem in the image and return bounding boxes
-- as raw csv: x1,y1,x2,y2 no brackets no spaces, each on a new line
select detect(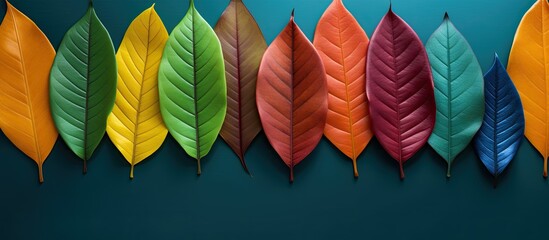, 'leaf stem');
83,159,87,174
38,164,44,183
197,158,202,175
399,161,405,179
130,165,134,179
352,159,359,178
289,167,294,183
446,162,451,178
